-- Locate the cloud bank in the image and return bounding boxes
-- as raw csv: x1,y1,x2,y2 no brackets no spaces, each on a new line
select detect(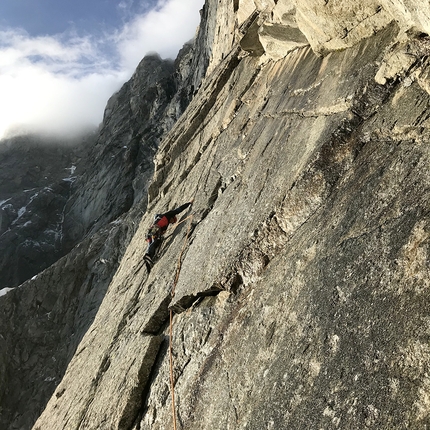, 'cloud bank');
0,0,203,140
